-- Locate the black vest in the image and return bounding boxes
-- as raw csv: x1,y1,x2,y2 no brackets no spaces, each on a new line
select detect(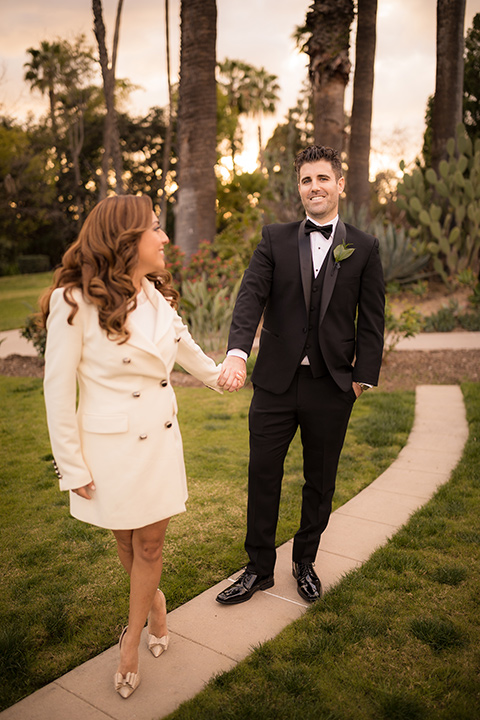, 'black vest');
303,258,328,377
